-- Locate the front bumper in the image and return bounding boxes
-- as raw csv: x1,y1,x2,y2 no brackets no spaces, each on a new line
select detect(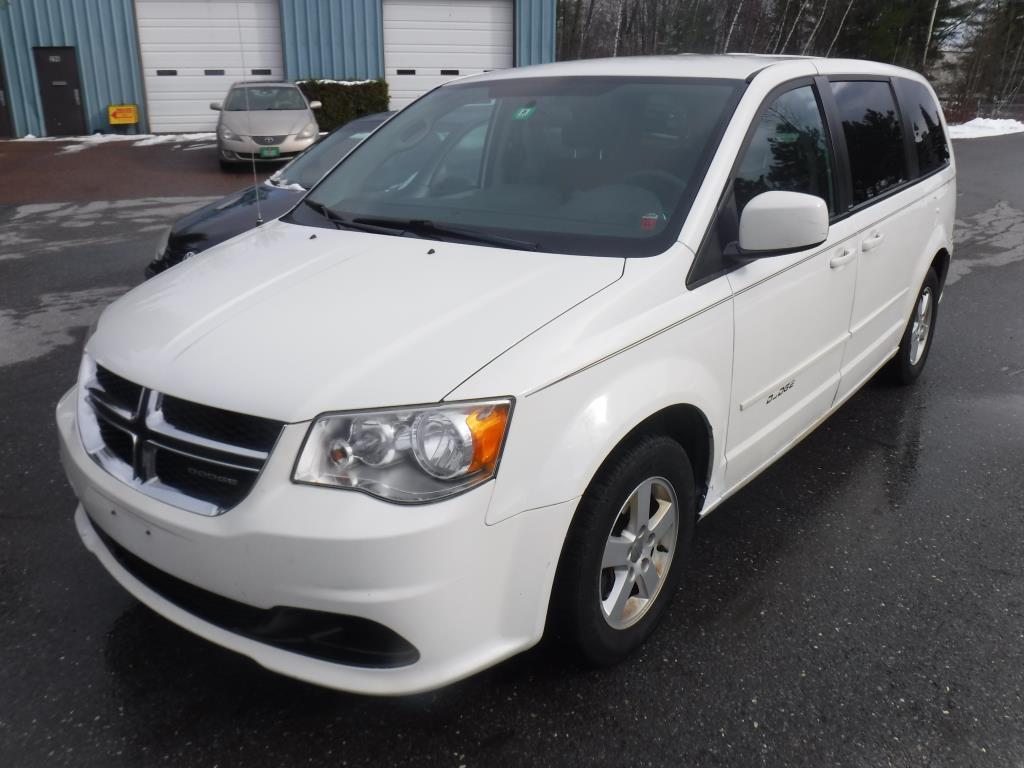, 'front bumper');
218,134,314,163
56,388,576,695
